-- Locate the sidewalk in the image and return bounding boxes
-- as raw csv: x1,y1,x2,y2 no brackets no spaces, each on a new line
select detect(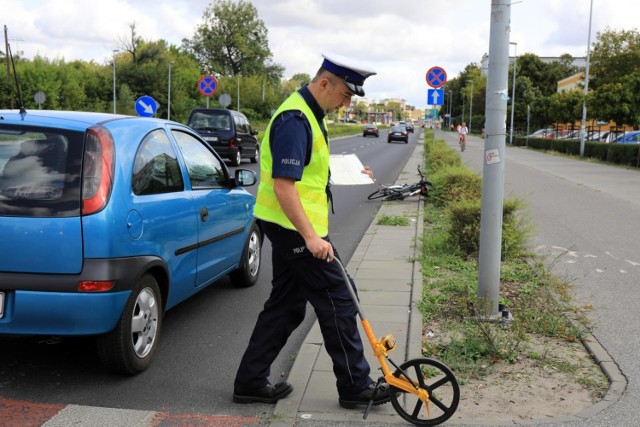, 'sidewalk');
271,139,428,426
